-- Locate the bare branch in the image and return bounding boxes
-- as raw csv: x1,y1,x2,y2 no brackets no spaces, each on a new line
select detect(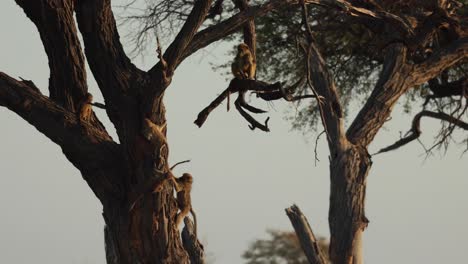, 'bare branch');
285,205,328,264
235,98,270,132
195,79,272,131
194,78,284,129
374,110,468,155
170,160,192,170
